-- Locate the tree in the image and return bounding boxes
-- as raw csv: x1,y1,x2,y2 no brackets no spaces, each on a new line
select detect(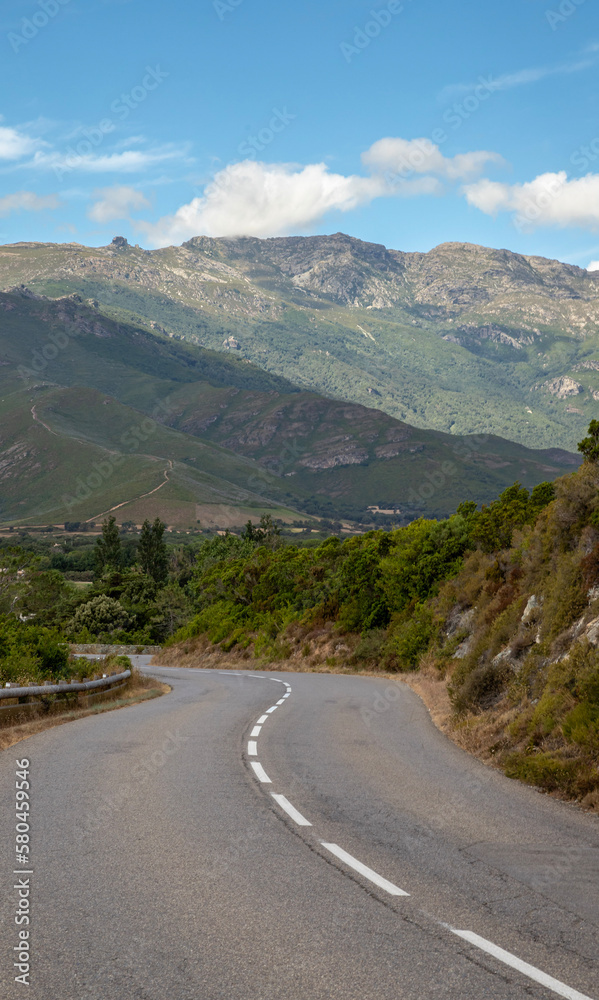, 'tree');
94,516,122,577
70,595,130,636
138,518,168,584
0,548,37,615
241,514,281,546
578,420,599,464
470,482,531,552
151,583,193,640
